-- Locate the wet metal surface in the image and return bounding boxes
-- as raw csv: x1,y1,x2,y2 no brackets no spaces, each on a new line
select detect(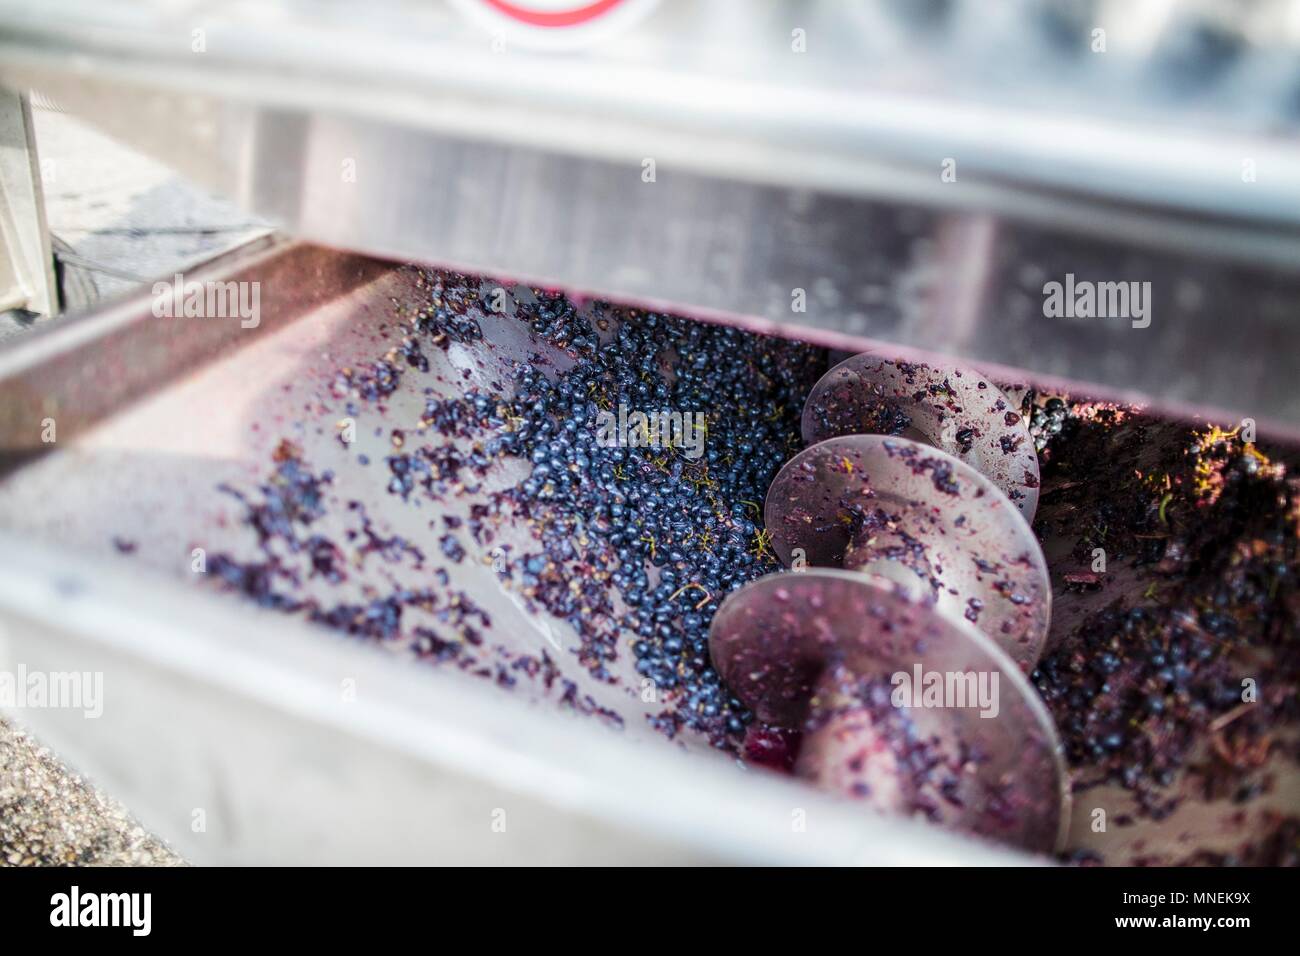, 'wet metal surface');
709,569,1068,854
